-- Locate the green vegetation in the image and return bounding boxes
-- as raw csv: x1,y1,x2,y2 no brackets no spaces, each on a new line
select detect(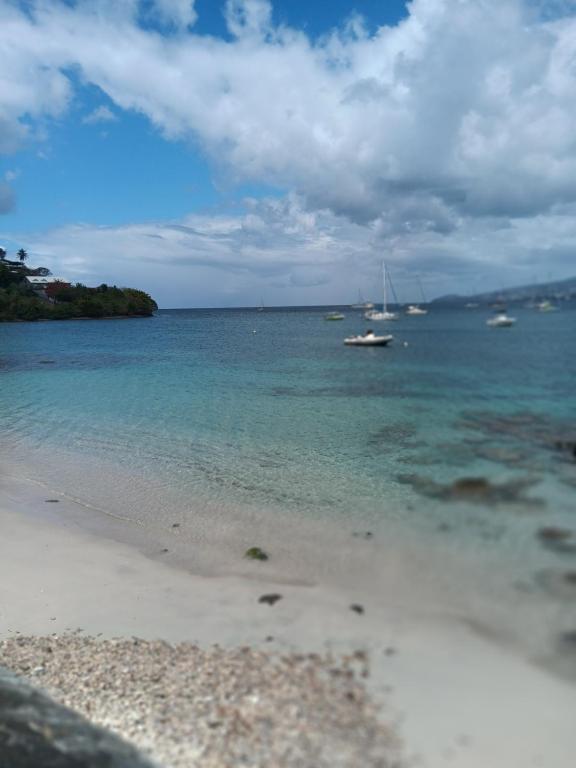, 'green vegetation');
0,259,157,322
244,546,269,561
